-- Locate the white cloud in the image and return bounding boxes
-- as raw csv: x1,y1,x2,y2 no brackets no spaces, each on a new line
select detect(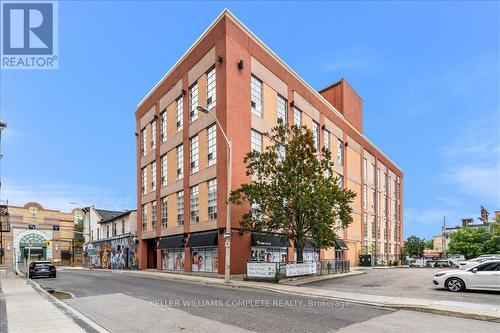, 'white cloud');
445,164,500,202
